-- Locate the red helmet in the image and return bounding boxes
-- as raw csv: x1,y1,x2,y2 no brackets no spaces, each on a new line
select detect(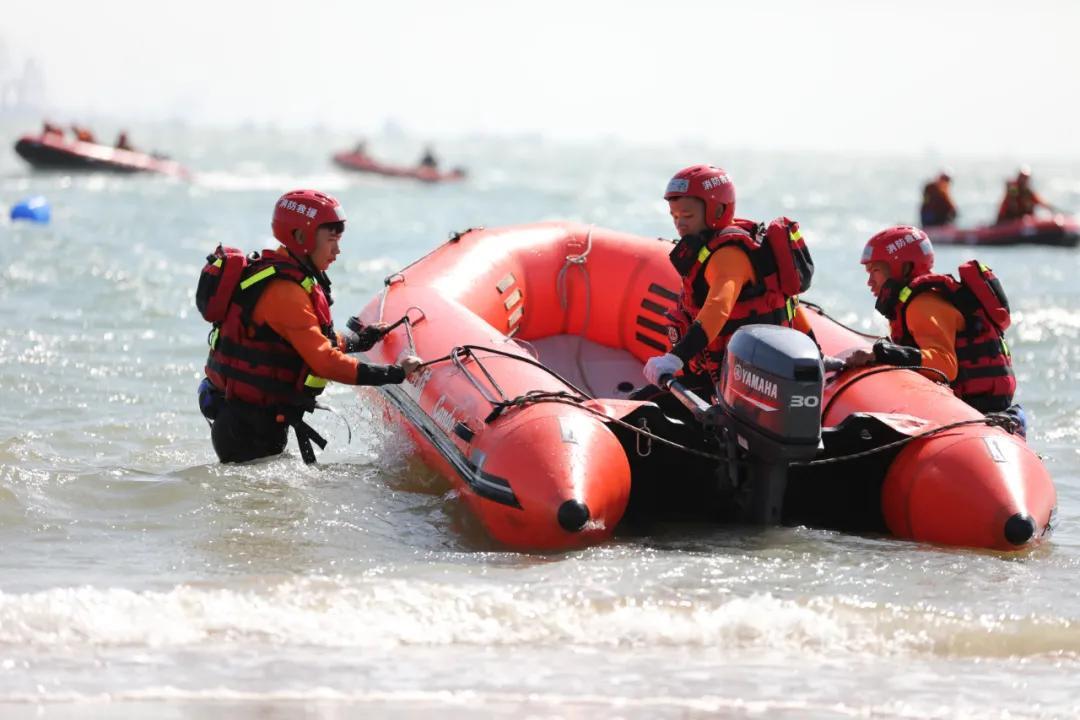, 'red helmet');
860,225,935,279
664,164,736,229
271,189,346,257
